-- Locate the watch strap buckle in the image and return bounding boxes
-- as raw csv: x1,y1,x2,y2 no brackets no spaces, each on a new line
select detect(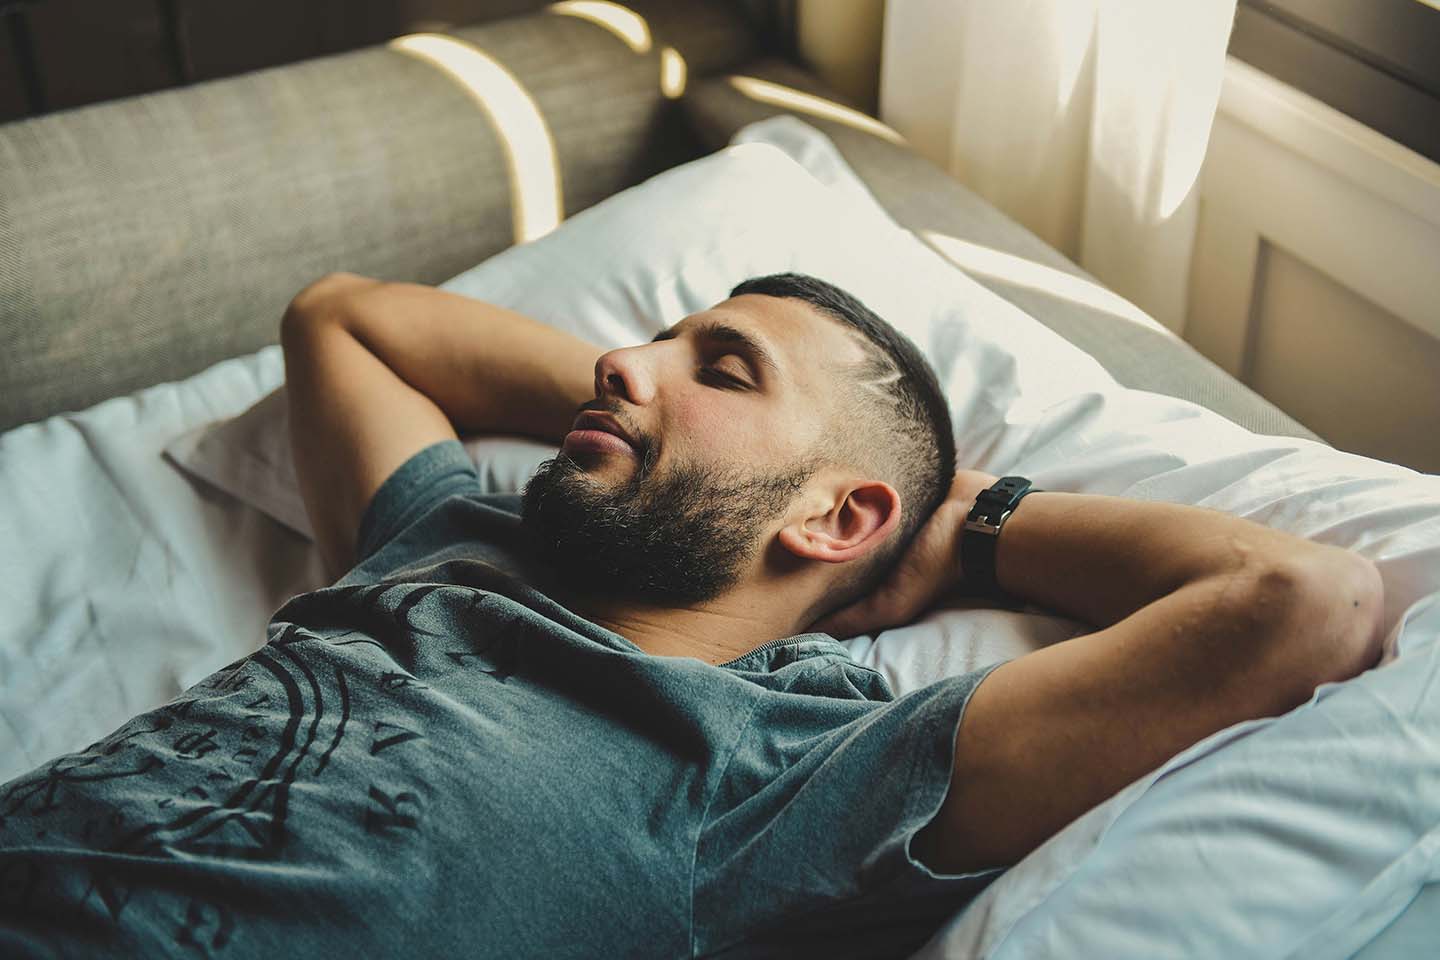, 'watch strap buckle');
963,514,1008,537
